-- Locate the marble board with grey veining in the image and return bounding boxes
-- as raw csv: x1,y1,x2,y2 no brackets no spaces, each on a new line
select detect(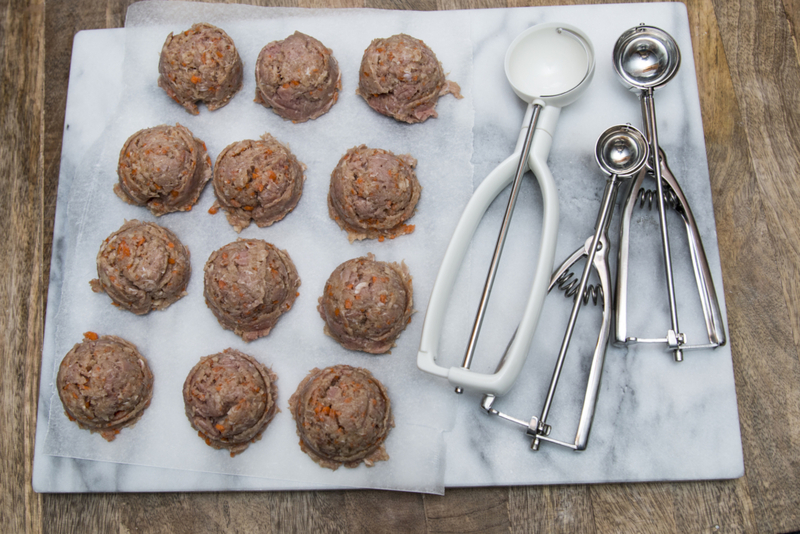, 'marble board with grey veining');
33,1,743,494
